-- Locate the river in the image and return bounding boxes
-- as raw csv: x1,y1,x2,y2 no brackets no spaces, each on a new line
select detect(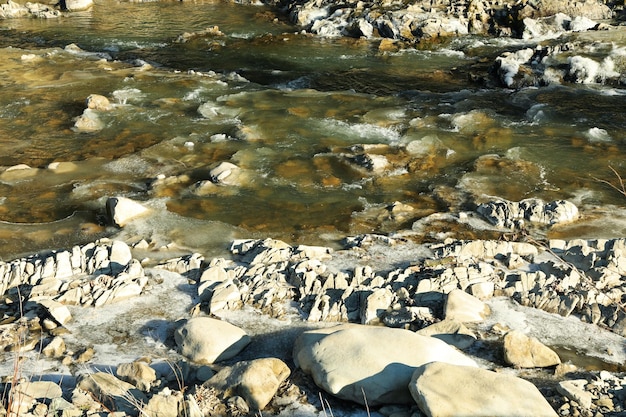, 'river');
1,0,626,260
